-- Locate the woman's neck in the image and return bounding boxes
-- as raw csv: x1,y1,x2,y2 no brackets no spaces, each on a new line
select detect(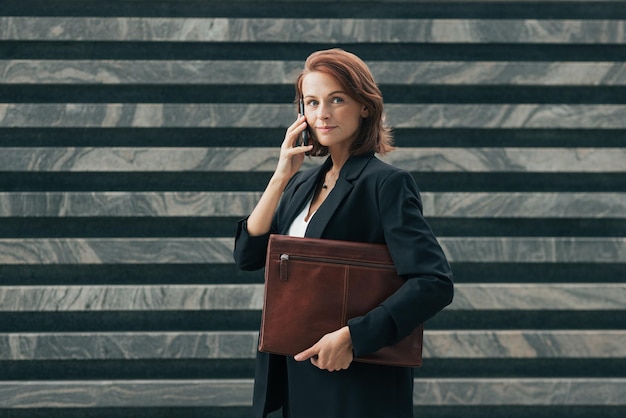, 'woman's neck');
328,149,350,175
